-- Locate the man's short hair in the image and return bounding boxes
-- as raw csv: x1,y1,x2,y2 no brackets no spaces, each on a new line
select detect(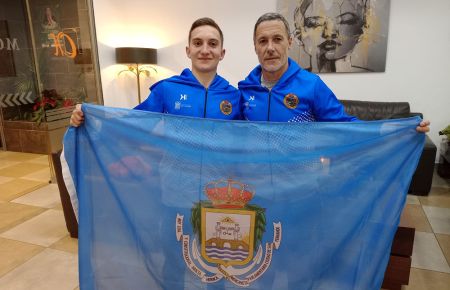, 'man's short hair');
253,13,291,41
189,17,224,45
